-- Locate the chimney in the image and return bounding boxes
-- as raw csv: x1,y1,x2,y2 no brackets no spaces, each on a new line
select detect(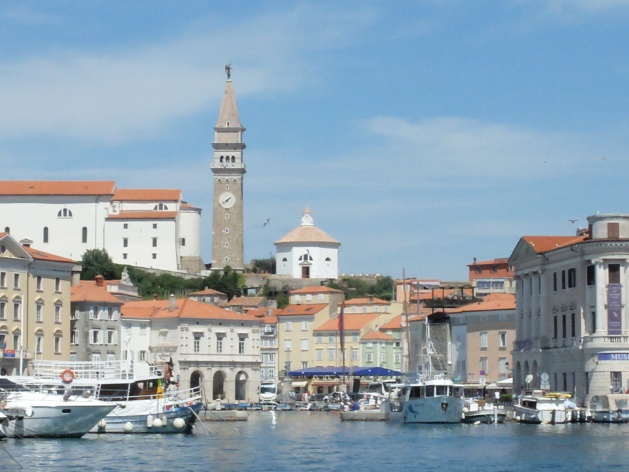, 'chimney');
95,275,104,287
169,293,176,310
20,238,33,247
